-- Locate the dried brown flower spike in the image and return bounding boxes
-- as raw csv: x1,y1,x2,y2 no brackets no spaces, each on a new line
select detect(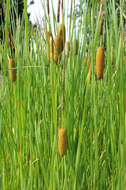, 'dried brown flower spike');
53,34,63,63
96,46,105,79
58,128,67,157
58,24,66,50
8,58,16,81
